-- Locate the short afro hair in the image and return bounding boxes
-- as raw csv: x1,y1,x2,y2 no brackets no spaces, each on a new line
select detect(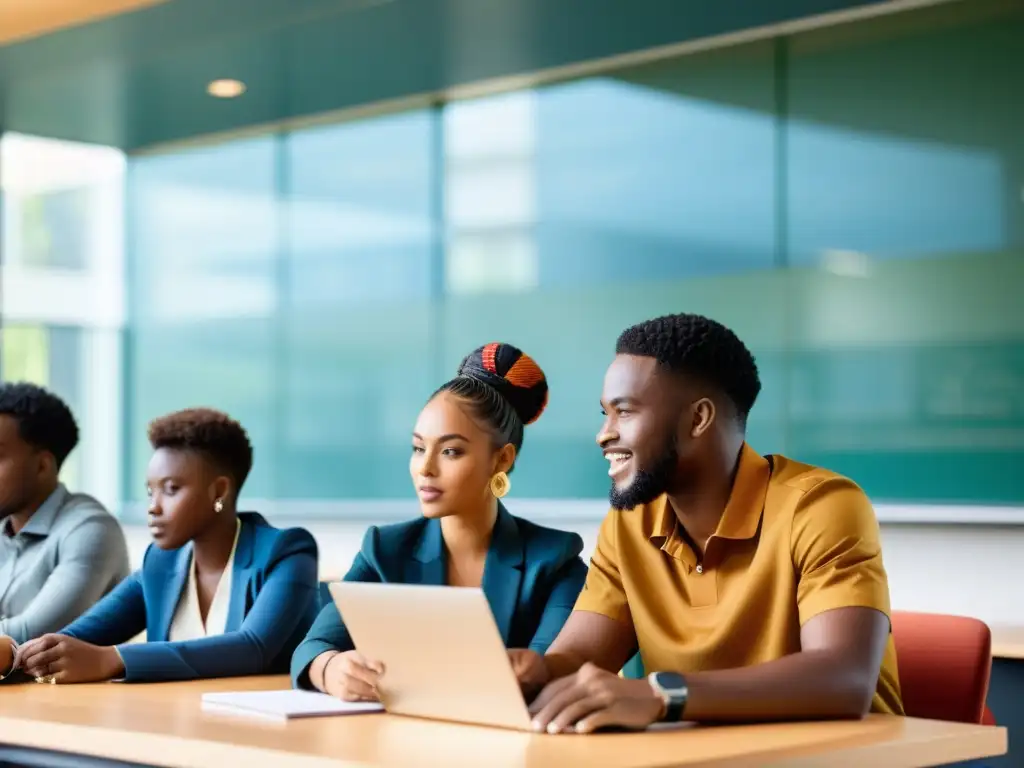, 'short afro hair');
147,408,253,492
0,382,79,468
616,313,761,423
